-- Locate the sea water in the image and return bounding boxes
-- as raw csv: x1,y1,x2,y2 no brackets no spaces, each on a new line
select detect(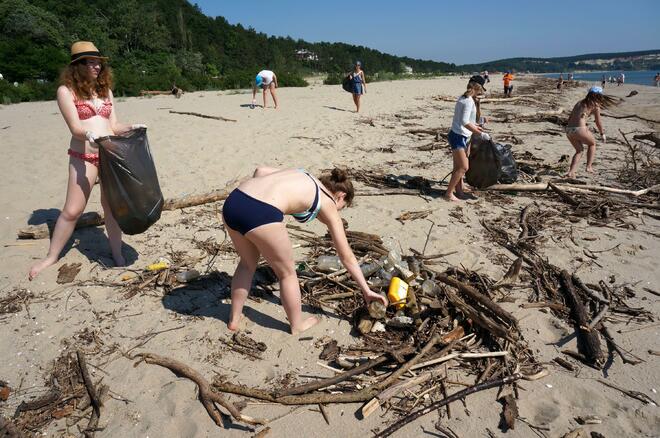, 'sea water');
543,70,658,87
